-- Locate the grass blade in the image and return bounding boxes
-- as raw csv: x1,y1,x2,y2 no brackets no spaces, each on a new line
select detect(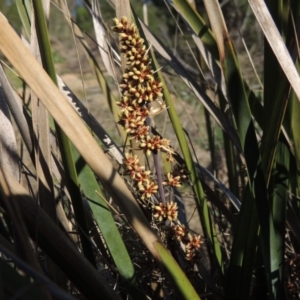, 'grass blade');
225,186,259,299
